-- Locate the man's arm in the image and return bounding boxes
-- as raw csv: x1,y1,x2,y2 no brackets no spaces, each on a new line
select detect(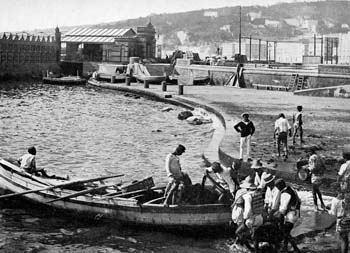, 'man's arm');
233,122,241,133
